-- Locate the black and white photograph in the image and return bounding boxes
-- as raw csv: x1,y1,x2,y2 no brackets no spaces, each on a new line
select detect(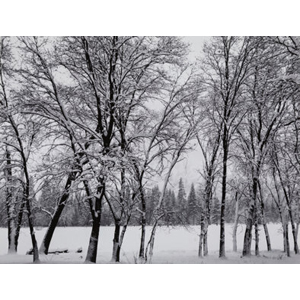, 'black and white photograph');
1,1,299,299
1,35,300,265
